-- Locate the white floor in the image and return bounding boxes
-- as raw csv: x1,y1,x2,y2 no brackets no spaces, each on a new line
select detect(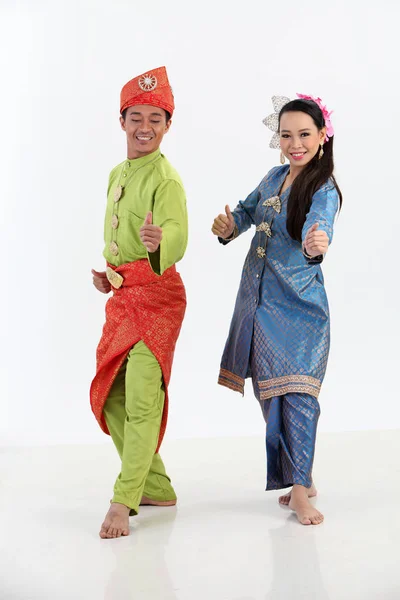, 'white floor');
1,430,399,600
